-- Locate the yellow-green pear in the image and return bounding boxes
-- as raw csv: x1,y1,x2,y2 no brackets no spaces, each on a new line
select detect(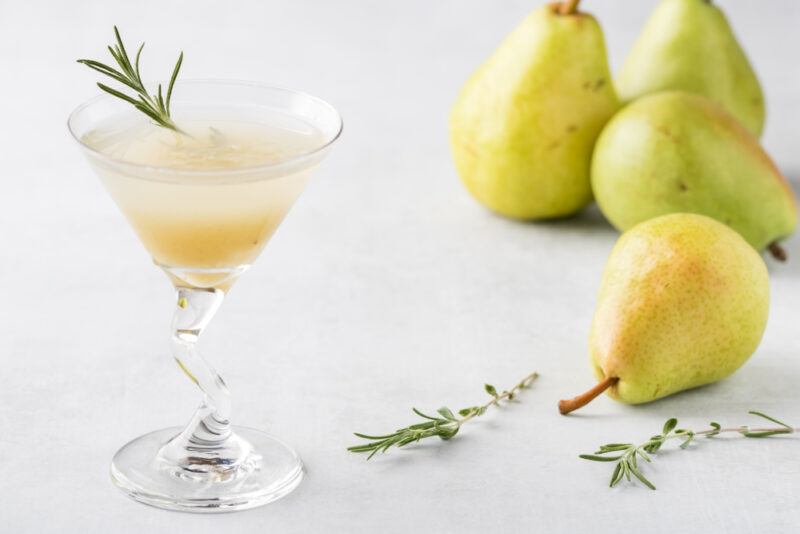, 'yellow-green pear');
617,0,765,136
450,1,619,219
559,214,769,414
592,91,797,259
